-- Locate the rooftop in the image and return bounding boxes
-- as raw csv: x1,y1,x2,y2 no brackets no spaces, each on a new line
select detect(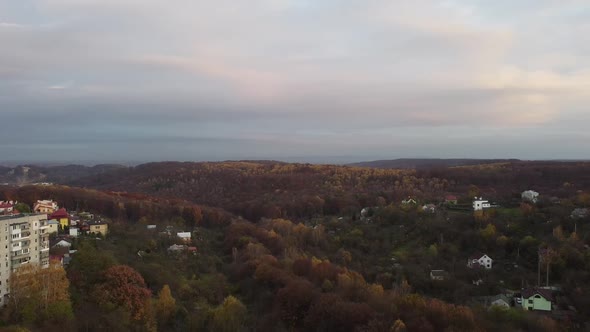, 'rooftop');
0,213,46,222
522,288,554,301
